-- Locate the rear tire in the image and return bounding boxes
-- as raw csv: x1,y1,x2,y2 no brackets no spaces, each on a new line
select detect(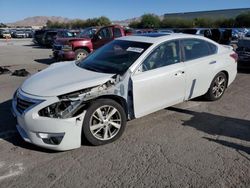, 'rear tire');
82,99,127,146
75,49,88,61
205,72,227,101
